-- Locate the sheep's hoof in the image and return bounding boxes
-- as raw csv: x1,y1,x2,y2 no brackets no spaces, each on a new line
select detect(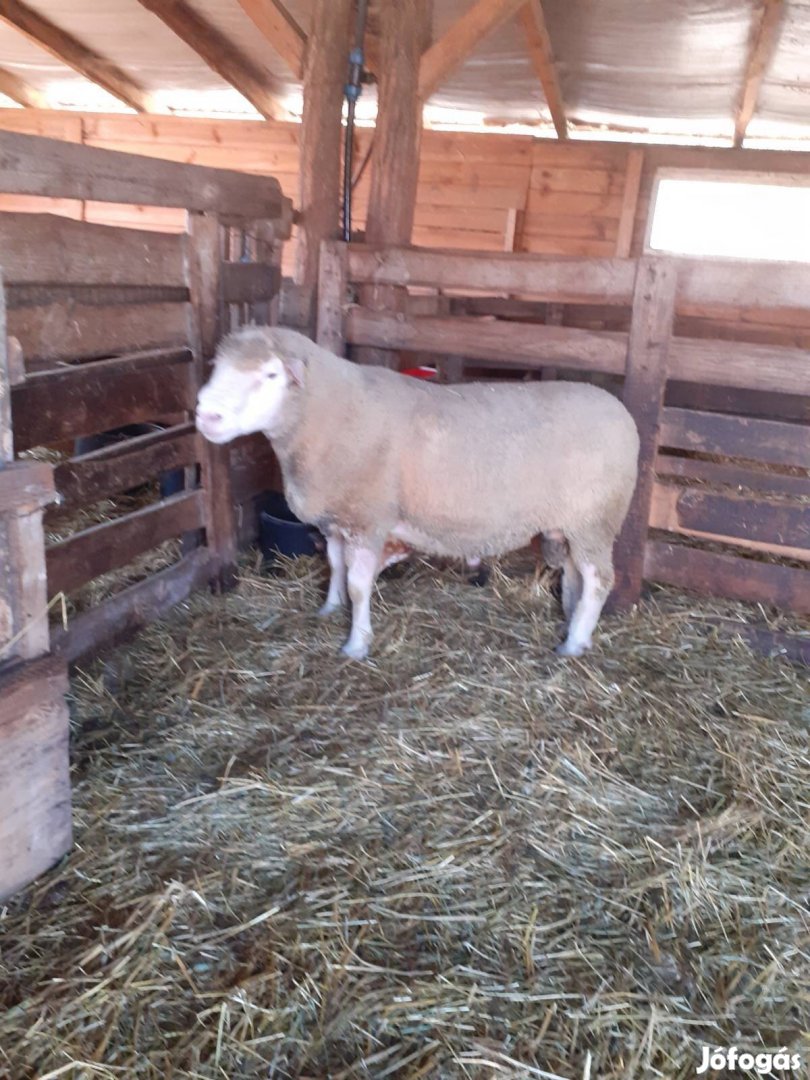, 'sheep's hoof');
318,601,343,618
341,639,370,661
555,638,591,658
468,565,490,588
